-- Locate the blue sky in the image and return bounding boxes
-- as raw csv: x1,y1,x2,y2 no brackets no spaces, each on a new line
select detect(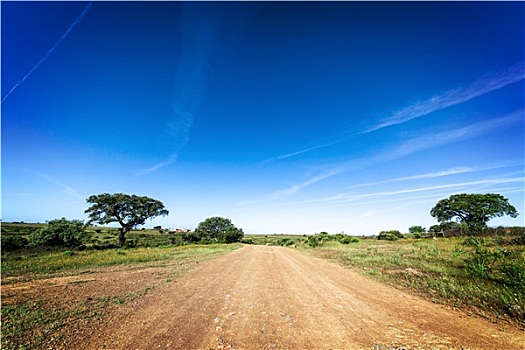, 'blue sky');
2,1,524,235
